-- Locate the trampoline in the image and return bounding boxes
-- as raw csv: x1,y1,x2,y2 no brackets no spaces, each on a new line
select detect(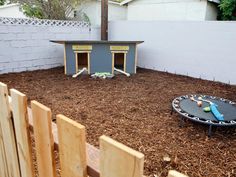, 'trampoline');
171,95,236,136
